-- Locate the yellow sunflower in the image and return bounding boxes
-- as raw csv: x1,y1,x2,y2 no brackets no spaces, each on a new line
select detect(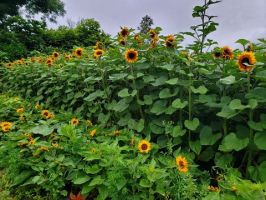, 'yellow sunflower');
52,52,60,59
221,46,234,60
74,48,84,58
46,58,53,67
119,38,126,46
150,35,159,48
237,51,256,72
71,118,79,126
41,110,54,119
138,139,152,153
31,57,36,63
207,185,220,192
175,156,188,173
16,107,24,114
149,29,157,39
90,129,97,137
94,41,103,50
113,130,121,136
120,27,129,38
165,35,176,48
0,122,12,133
125,48,138,63
94,49,104,59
